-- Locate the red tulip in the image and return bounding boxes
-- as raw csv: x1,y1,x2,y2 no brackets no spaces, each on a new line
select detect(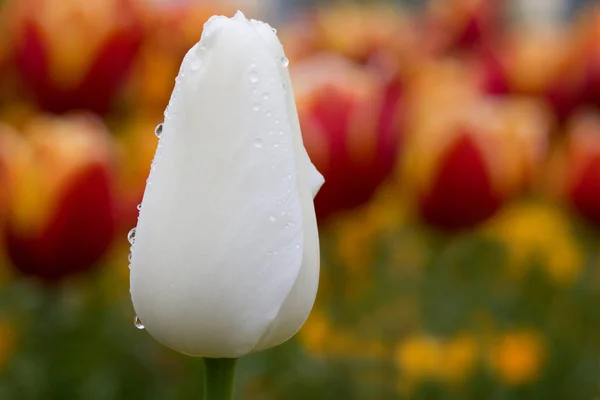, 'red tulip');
294,54,403,221
562,111,600,227
404,84,549,231
13,0,143,115
424,0,502,53
1,114,116,281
